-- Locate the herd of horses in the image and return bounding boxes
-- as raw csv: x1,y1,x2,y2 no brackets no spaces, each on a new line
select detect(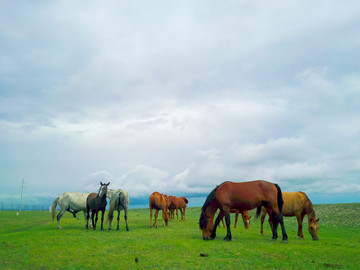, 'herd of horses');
149,192,189,228
50,182,129,231
50,180,319,242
